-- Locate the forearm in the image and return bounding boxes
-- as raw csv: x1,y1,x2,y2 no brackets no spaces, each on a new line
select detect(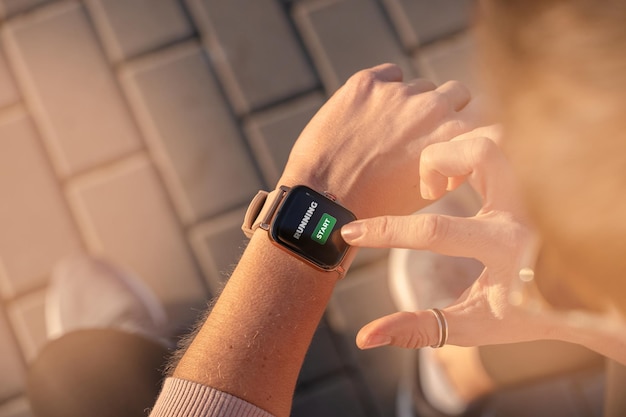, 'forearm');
167,65,477,416
173,230,344,417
